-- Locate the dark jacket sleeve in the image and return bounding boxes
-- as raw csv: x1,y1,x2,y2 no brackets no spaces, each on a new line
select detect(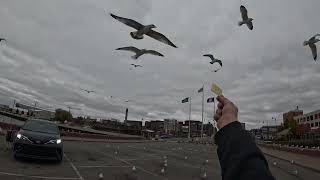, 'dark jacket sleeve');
215,121,275,180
